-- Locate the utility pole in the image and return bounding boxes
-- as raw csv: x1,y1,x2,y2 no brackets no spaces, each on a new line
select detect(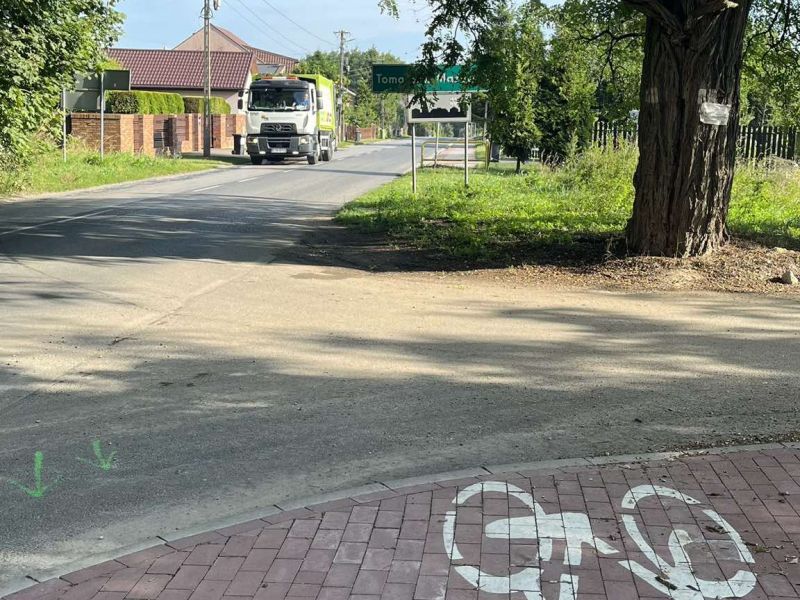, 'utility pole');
202,0,215,158
335,30,350,143
62,87,68,163
100,71,105,160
